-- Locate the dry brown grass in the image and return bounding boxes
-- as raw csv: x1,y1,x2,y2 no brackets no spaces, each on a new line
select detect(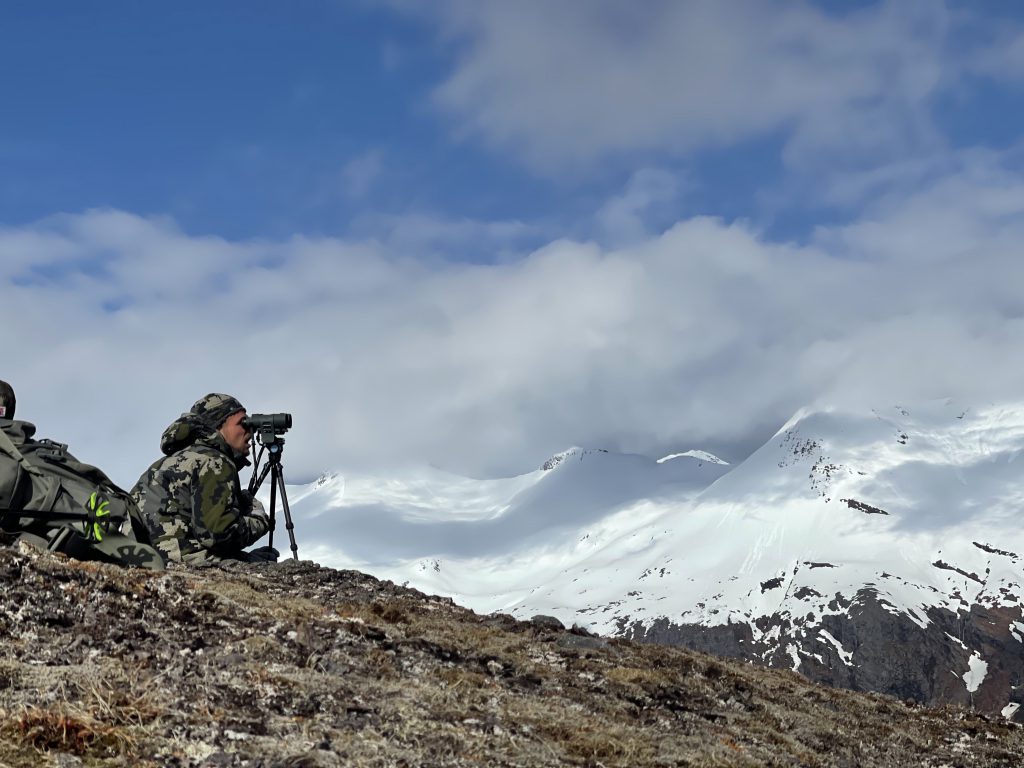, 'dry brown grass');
0,662,166,766
6,703,135,757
